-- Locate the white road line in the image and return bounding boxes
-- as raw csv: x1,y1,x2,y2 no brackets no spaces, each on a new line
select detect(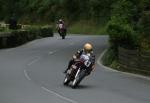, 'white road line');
24,70,31,81
97,49,150,81
41,87,79,103
70,42,74,46
97,49,118,72
48,51,54,55
27,57,41,66
48,50,57,55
